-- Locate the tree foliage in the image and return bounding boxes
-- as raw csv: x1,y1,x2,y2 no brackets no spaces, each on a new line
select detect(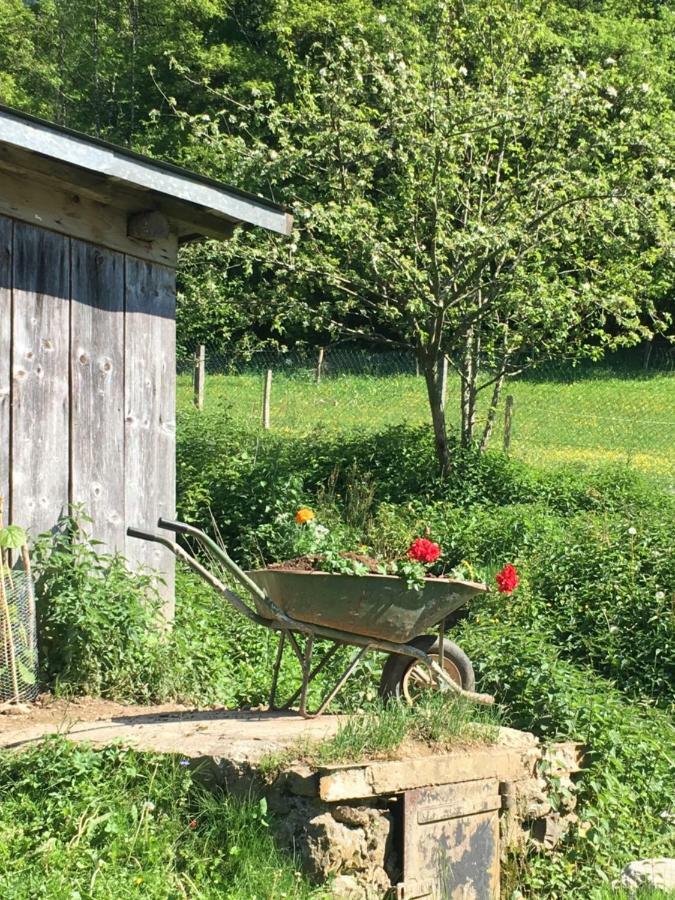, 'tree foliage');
0,0,672,469
165,1,675,469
